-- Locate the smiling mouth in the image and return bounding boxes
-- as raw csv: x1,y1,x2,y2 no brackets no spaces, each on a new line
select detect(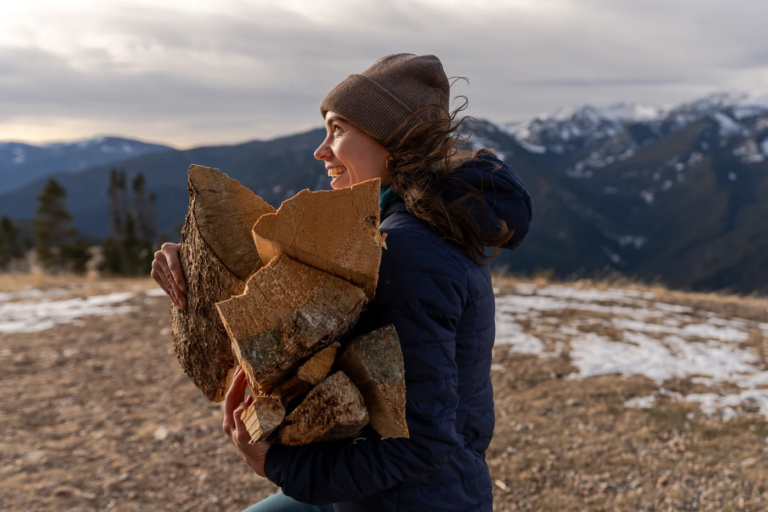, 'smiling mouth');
328,166,347,178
